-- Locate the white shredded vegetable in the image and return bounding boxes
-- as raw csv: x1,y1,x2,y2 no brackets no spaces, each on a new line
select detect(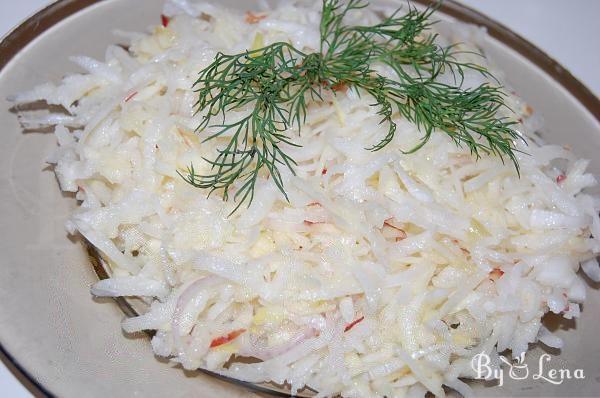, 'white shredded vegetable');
13,1,600,397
